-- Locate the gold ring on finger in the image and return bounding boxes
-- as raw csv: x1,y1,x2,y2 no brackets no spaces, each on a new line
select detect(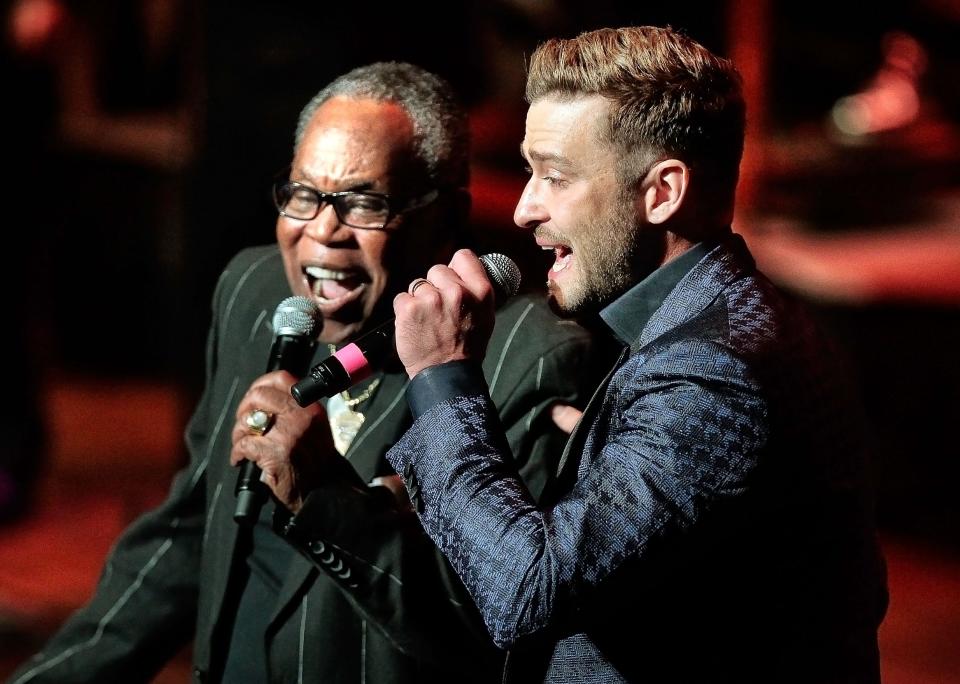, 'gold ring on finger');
245,409,274,436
